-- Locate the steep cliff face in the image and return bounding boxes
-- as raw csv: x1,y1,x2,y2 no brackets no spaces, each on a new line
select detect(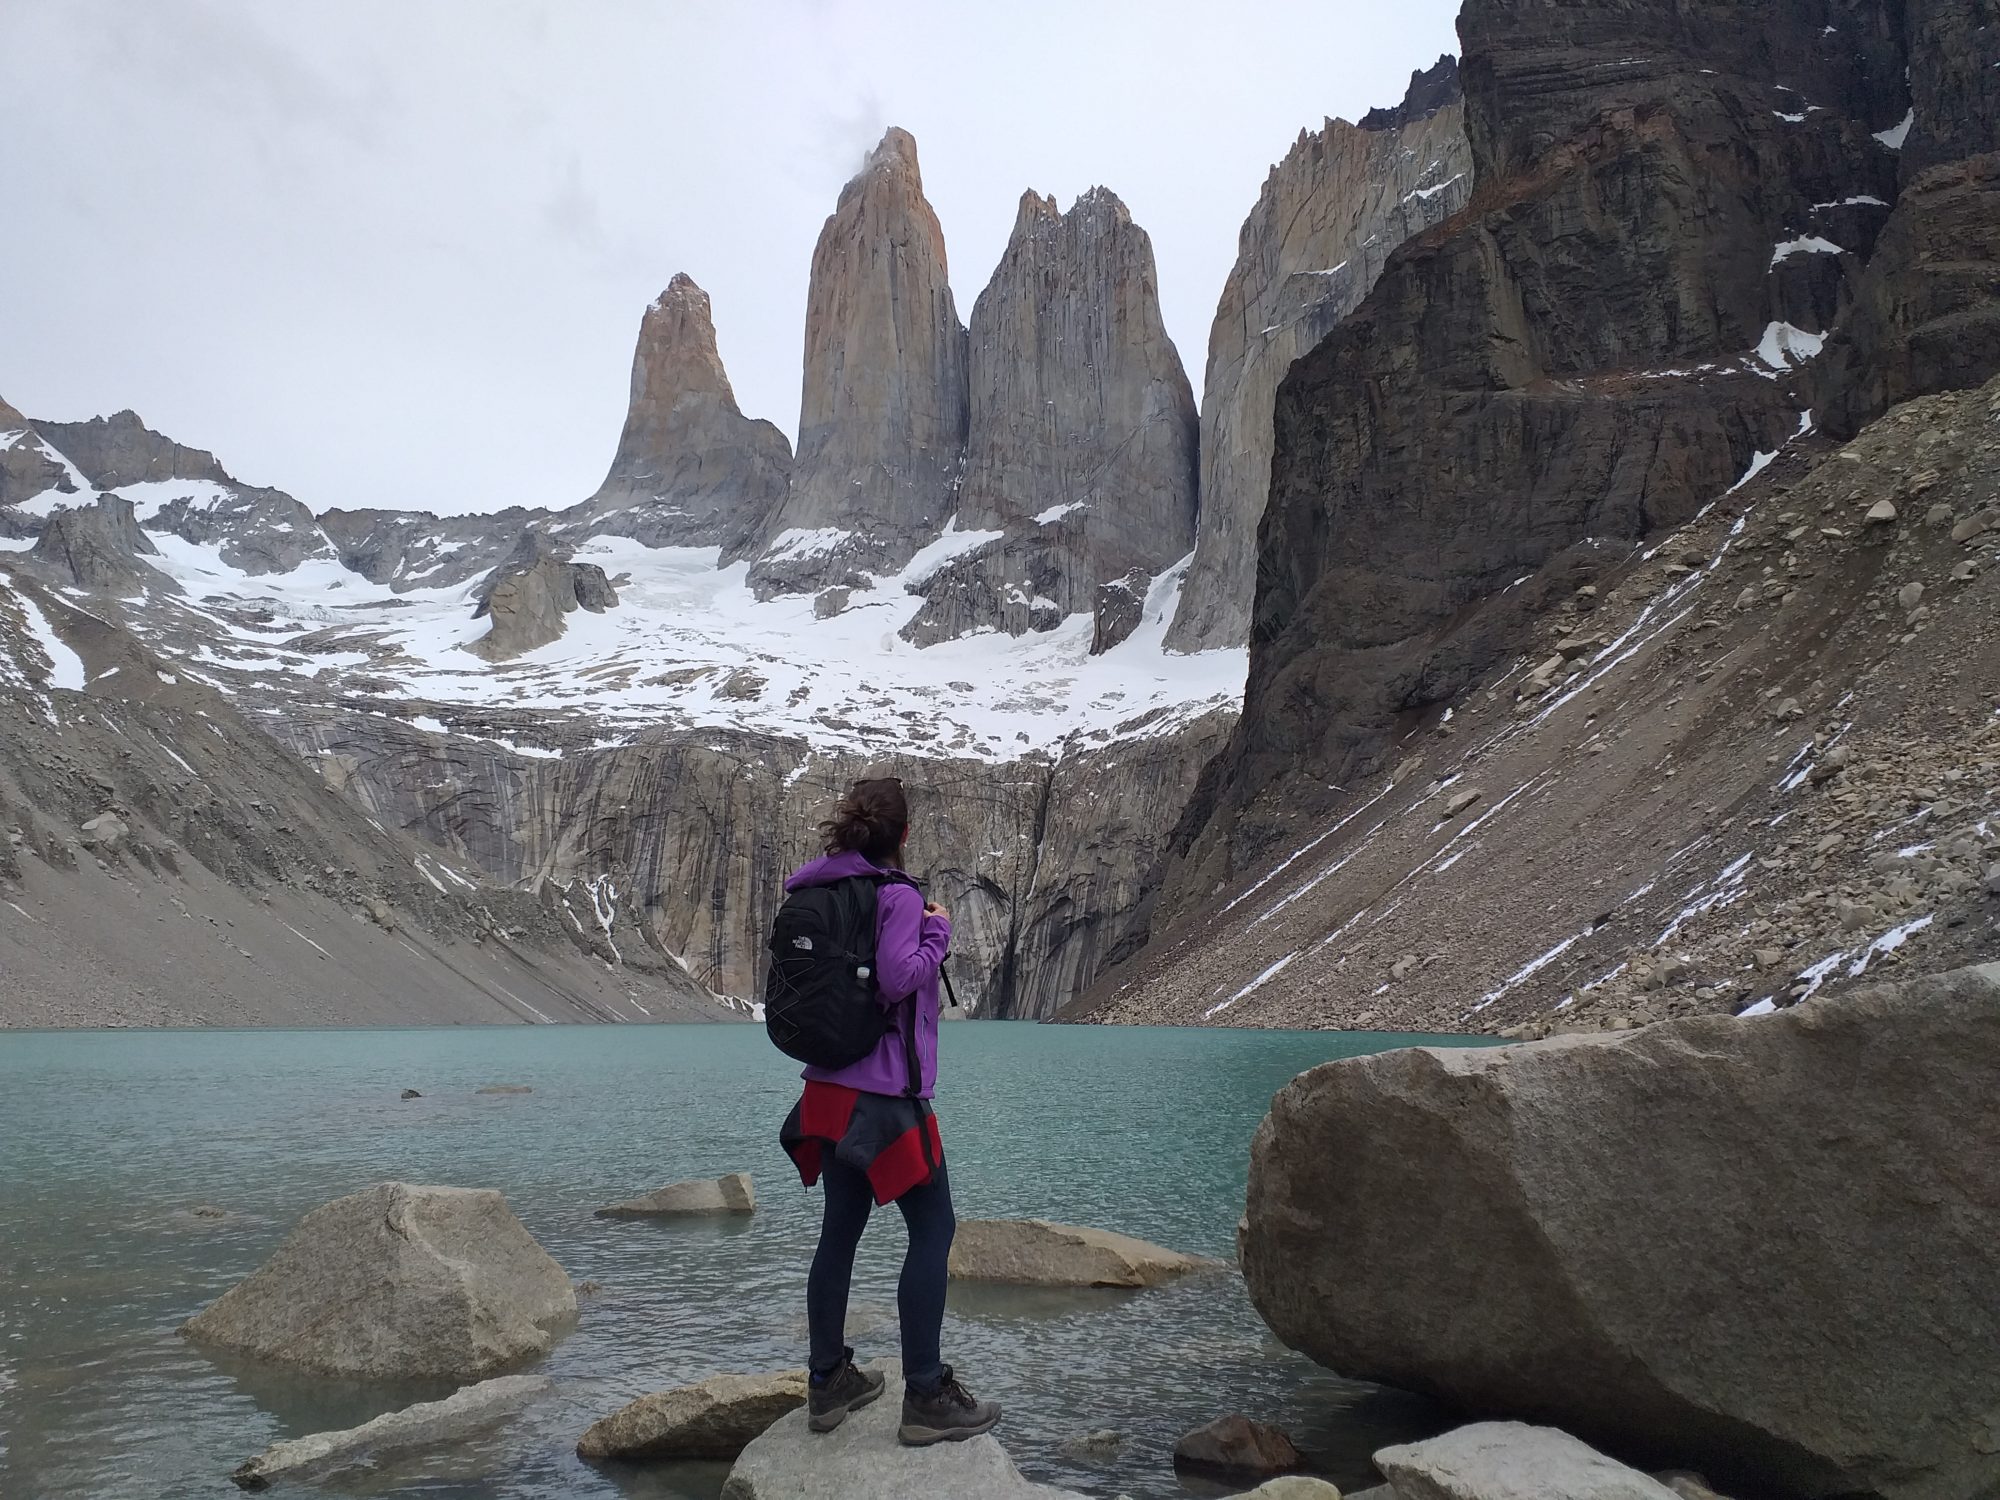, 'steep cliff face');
35,409,231,490
272,709,1232,1019
467,531,620,662
901,188,1198,650
749,128,969,596
571,273,792,561
0,395,81,512
1156,0,1916,918
25,495,165,590
1165,61,1474,653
